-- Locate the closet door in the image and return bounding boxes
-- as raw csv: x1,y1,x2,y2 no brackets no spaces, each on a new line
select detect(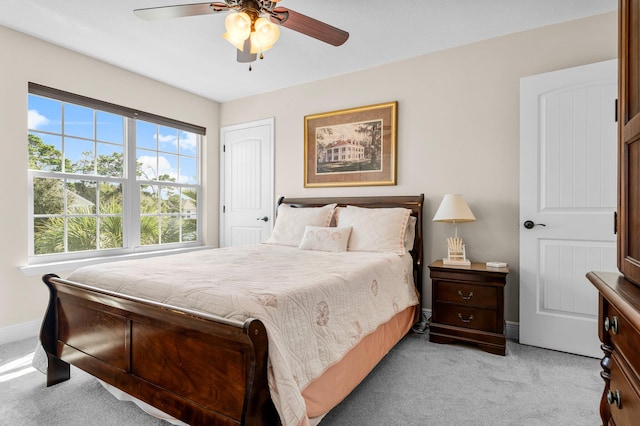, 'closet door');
619,0,640,284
